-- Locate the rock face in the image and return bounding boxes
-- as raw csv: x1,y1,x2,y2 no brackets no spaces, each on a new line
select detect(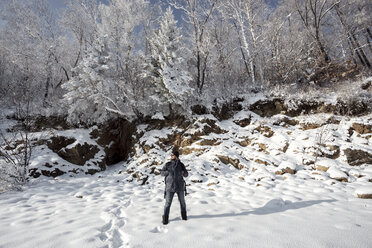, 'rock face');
47,136,100,166
351,123,372,135
249,99,285,117
343,149,372,166
47,136,76,152
33,119,137,178
217,155,244,170
90,120,136,166
59,143,100,166
357,194,372,199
